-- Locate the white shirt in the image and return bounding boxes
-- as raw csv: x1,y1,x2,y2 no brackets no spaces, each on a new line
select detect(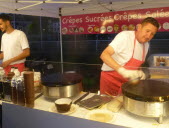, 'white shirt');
1,29,29,65
101,31,149,71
